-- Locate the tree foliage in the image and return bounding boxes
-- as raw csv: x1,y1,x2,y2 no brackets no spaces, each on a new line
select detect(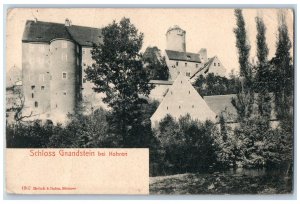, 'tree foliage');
85,18,153,147
270,11,293,131
143,46,169,80
232,9,254,121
